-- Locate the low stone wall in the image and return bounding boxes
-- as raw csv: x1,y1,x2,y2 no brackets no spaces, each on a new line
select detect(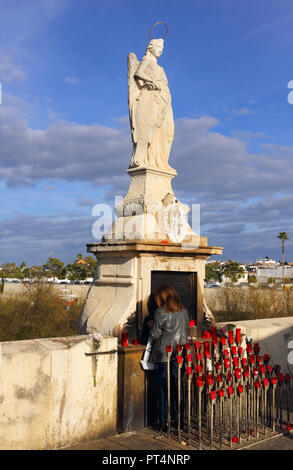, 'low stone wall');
220,317,293,376
0,335,117,450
